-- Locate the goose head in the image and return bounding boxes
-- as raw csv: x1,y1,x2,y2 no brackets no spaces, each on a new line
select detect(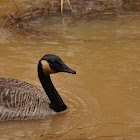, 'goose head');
39,54,76,75
38,54,76,112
